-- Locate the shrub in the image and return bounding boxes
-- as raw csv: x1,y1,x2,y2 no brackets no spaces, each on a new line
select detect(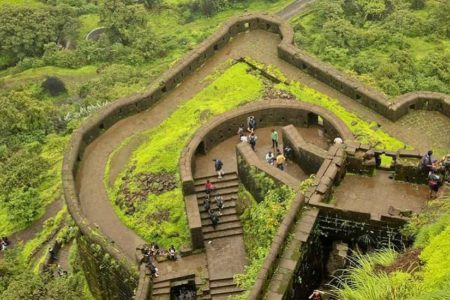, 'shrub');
41,76,67,97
